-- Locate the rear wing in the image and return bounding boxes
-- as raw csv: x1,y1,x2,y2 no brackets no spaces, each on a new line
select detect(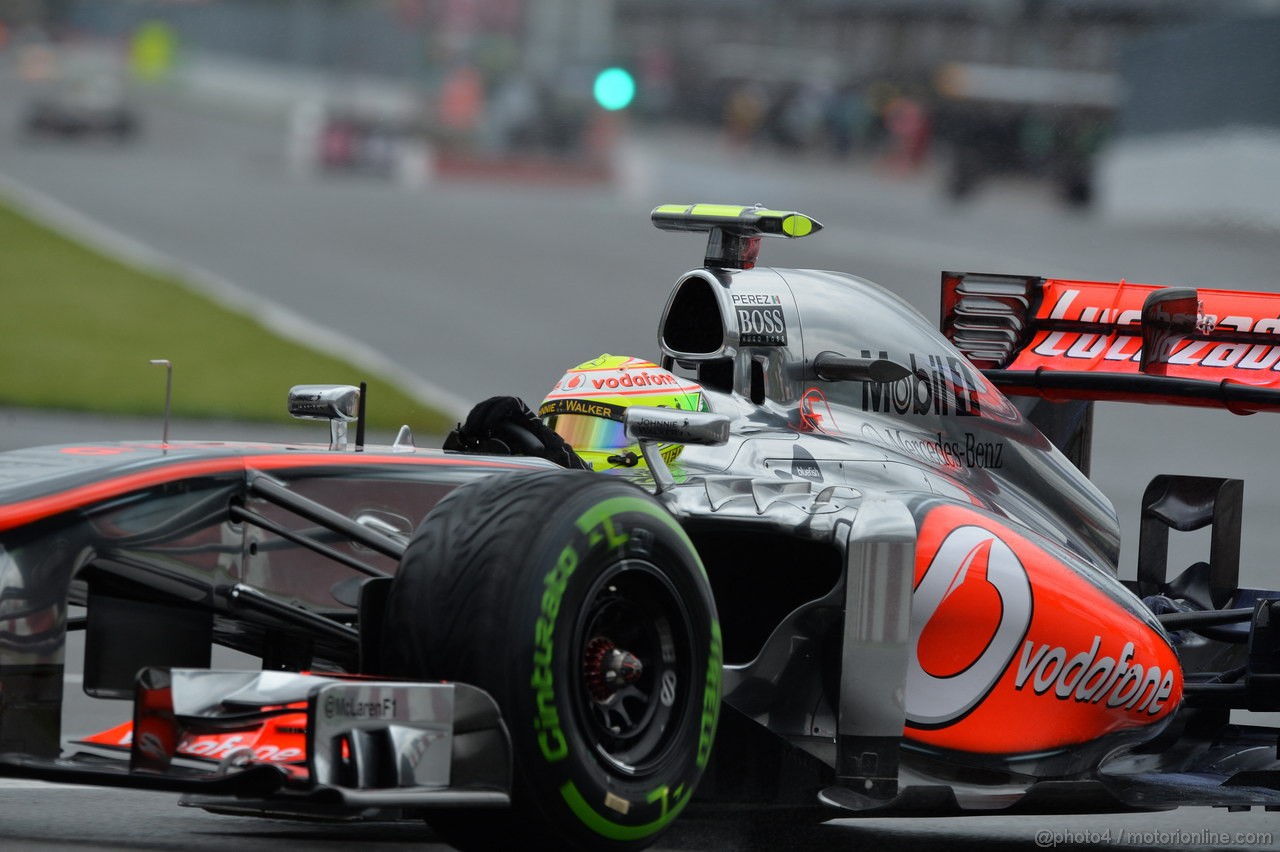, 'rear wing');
941,272,1280,415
